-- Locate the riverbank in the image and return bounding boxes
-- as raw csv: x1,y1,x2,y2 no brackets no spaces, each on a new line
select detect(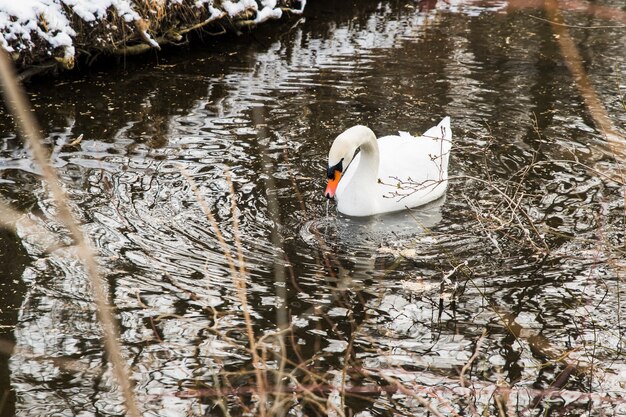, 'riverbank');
0,0,305,80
